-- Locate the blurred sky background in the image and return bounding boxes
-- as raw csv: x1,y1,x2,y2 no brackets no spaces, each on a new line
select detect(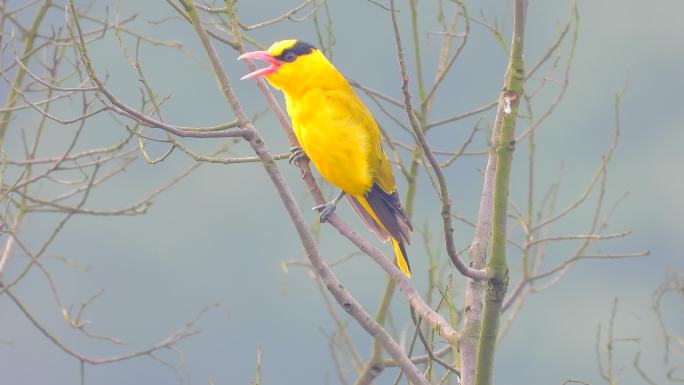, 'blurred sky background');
1,0,683,384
